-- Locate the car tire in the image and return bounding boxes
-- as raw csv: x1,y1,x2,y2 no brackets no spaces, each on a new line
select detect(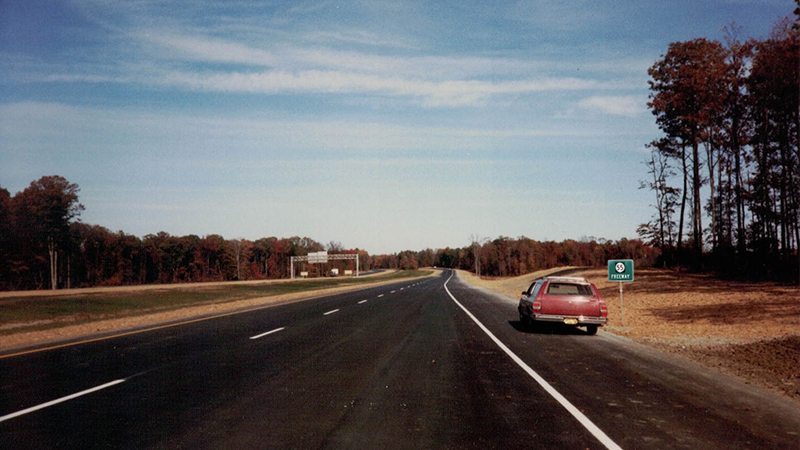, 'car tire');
586,325,598,335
